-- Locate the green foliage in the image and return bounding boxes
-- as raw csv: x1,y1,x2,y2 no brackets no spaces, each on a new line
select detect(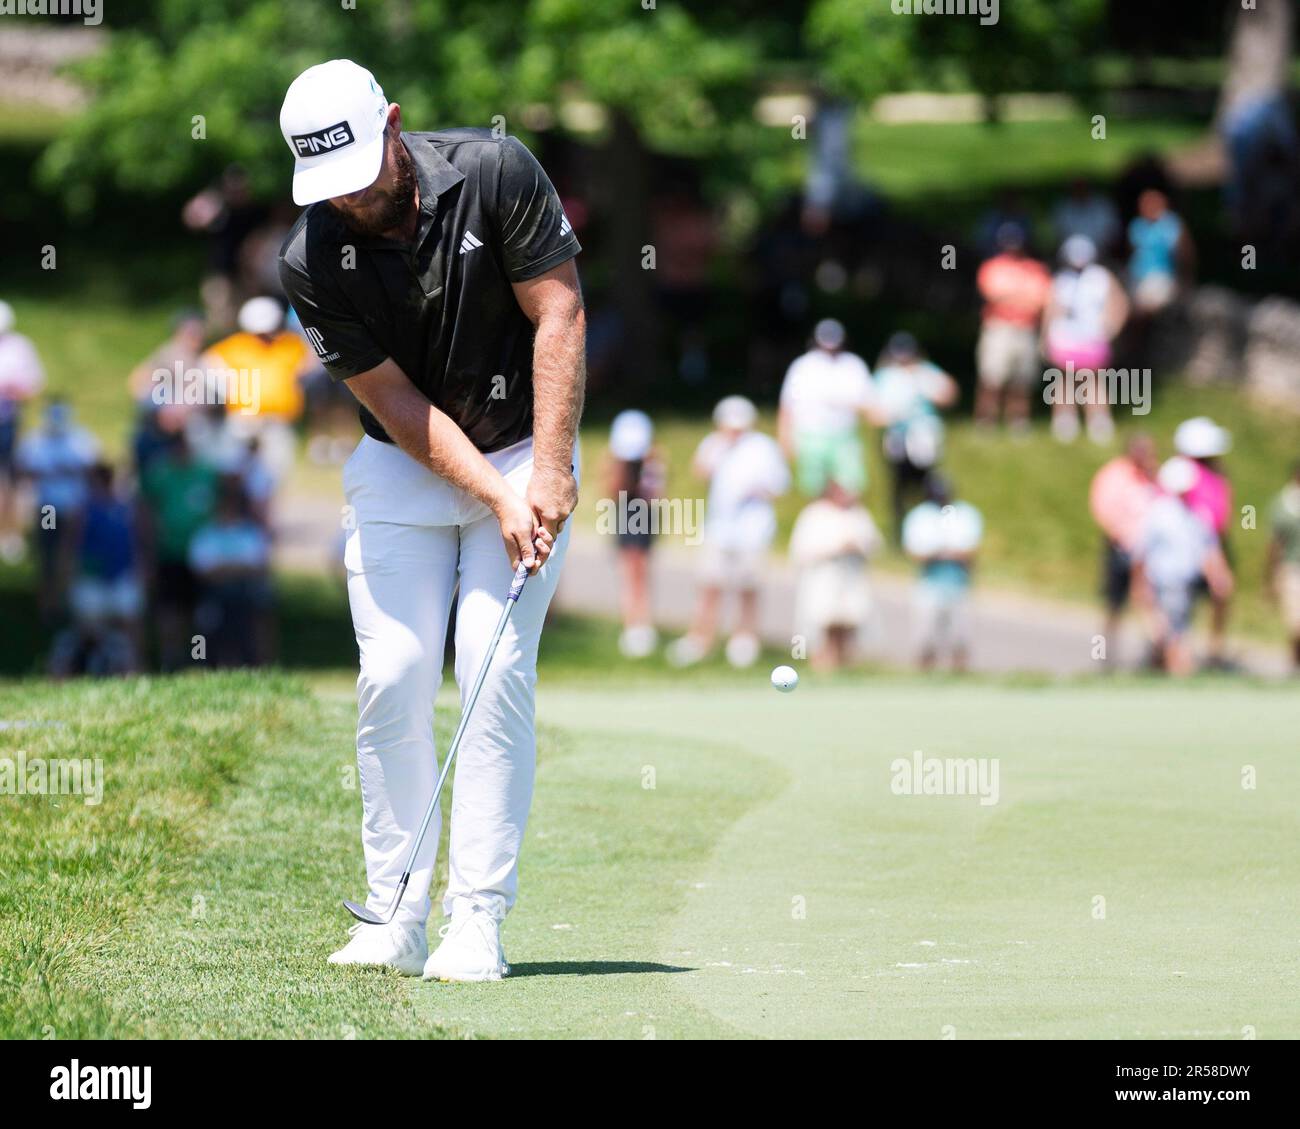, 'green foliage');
808,0,1107,106
41,0,762,207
